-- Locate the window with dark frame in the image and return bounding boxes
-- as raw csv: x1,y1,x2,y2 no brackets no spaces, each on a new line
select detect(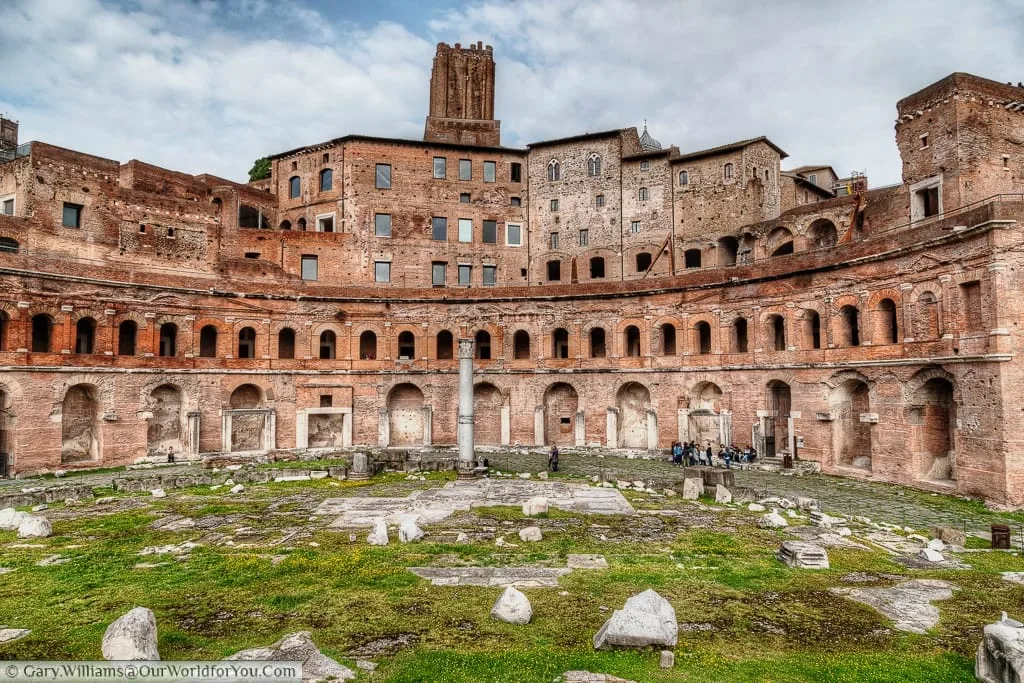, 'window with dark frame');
301,254,318,281
62,202,83,228
289,176,301,198
375,164,391,189
432,261,447,286
432,216,448,241
483,161,496,183
458,264,472,286
433,156,446,179
374,213,391,237
483,265,496,286
374,261,390,283
319,169,332,192
459,159,471,180
482,220,497,244
510,162,522,182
